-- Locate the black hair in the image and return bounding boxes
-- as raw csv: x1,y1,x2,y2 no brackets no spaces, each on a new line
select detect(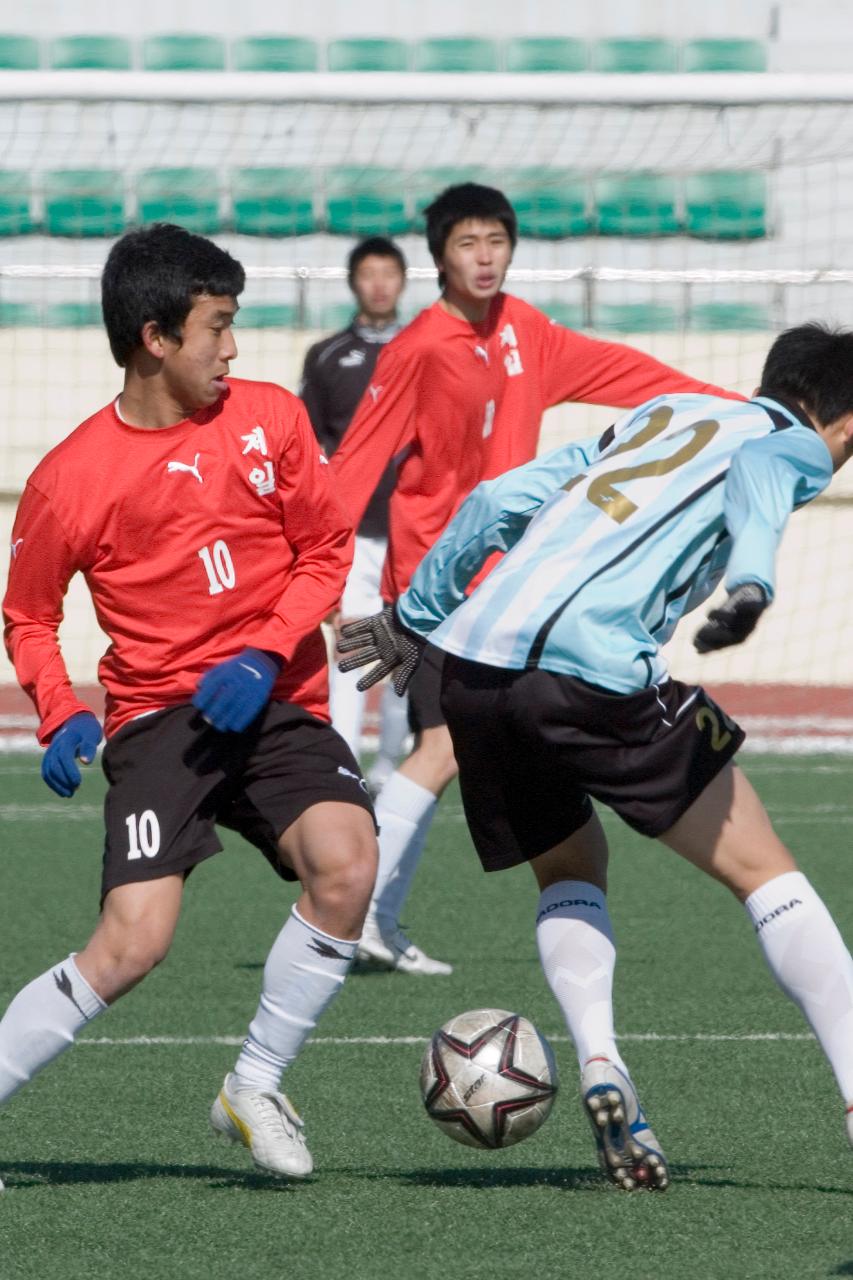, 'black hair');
347,236,407,289
423,182,518,264
759,322,853,427
101,223,245,367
